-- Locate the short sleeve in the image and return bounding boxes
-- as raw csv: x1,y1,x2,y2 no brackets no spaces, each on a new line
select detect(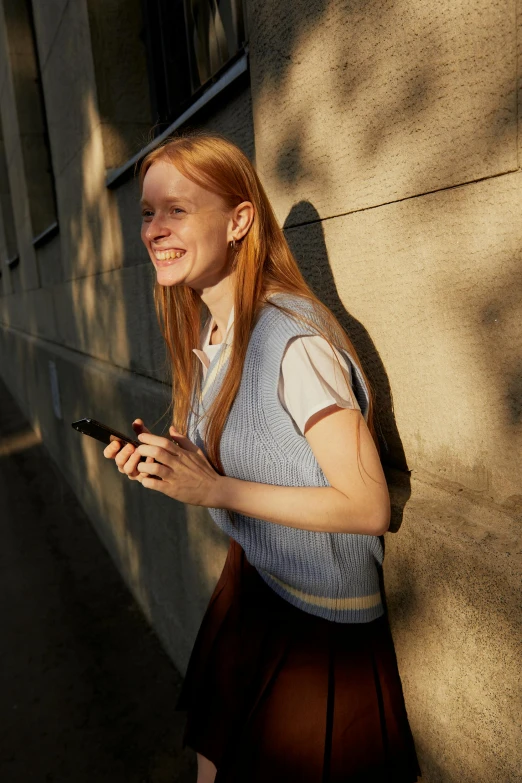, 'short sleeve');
278,335,362,436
